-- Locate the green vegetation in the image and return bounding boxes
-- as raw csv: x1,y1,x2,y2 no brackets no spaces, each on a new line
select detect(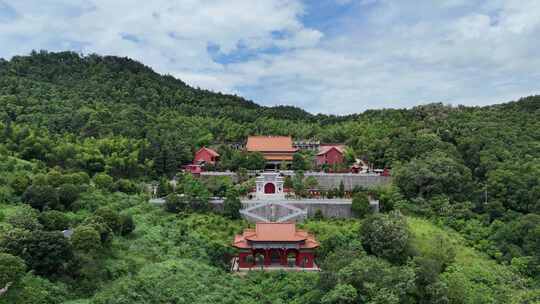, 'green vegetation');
0,51,539,303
